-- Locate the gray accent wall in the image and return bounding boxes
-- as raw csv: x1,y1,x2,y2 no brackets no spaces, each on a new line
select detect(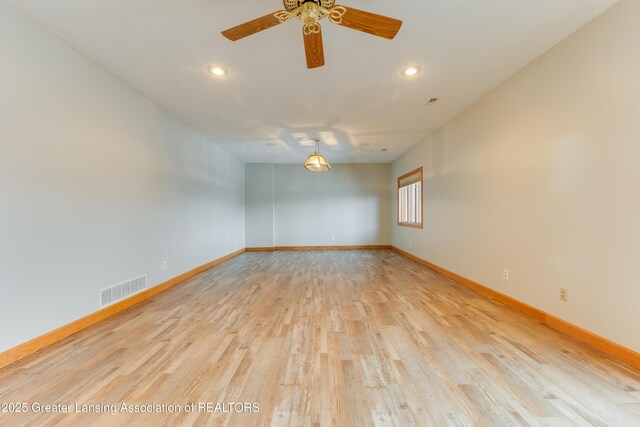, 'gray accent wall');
246,164,391,247
245,164,275,248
